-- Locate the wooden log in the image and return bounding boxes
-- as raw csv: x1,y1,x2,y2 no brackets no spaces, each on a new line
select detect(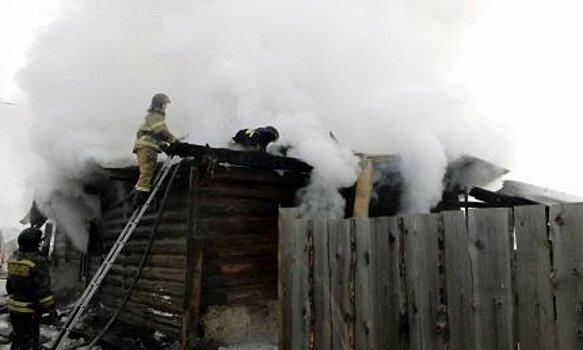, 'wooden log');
199,198,278,217
210,166,308,187
442,210,476,350
195,185,296,201
353,159,373,218
468,207,514,350
100,299,182,329
109,266,185,283
550,203,583,349
102,276,185,298
515,205,556,350
122,254,186,268
100,286,183,314
278,208,299,350
402,213,445,350
313,217,332,350
198,217,277,237
290,219,311,350
354,218,376,349
329,219,353,350
121,238,187,255
102,305,181,338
